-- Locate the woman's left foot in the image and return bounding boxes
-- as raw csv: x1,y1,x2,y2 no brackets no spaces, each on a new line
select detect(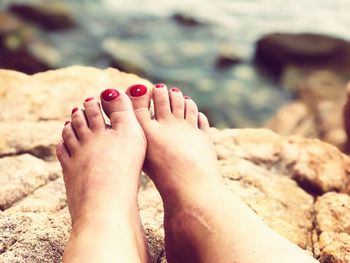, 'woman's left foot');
56,89,150,263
